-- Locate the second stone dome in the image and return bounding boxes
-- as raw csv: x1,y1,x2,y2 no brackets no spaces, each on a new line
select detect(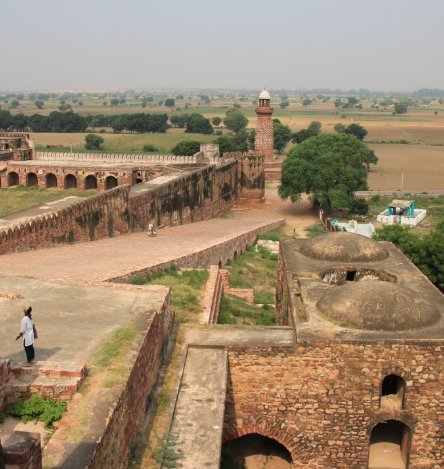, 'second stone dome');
300,232,389,263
